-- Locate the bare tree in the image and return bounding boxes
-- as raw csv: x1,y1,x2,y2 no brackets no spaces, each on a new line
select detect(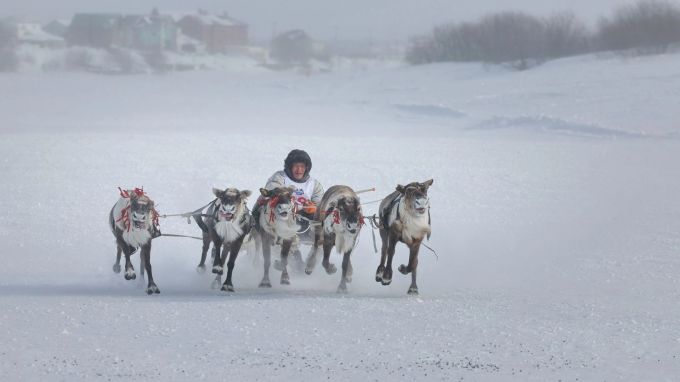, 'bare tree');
598,0,680,54
544,11,591,58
